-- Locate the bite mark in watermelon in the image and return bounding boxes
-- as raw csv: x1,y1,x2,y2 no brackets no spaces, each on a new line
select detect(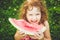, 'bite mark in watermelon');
8,18,46,35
